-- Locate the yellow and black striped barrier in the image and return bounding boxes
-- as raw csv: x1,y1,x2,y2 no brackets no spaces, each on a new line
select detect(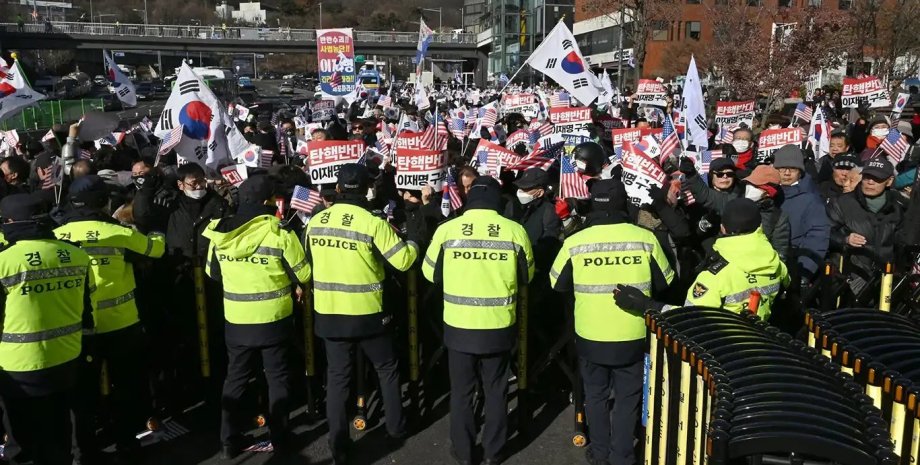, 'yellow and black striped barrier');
646,307,895,465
